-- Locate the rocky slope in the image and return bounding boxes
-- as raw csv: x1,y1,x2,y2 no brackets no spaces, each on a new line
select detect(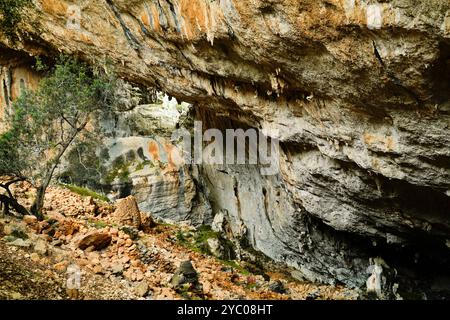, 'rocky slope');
0,182,356,300
0,0,449,296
